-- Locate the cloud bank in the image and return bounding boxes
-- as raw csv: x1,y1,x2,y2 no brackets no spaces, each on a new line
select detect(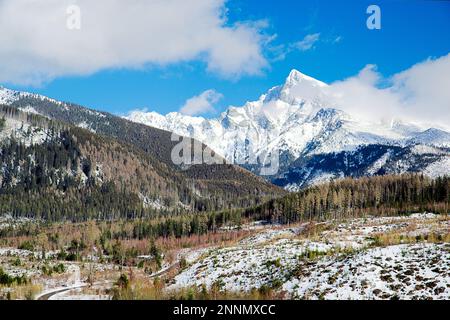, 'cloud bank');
0,0,268,85
125,54,450,127
180,89,223,116
326,53,450,128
